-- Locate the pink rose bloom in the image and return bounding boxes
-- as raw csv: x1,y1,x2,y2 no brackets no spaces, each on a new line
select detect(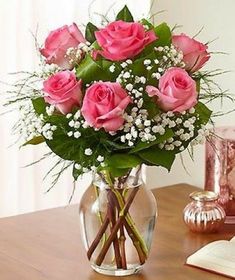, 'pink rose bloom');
93,20,157,61
81,82,132,132
172,33,210,73
40,23,86,69
43,71,82,114
146,67,198,112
